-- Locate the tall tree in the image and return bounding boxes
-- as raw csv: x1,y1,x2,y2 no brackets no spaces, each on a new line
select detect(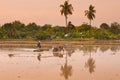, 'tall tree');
110,22,120,34
60,0,74,33
2,23,17,38
100,23,110,30
85,5,96,26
